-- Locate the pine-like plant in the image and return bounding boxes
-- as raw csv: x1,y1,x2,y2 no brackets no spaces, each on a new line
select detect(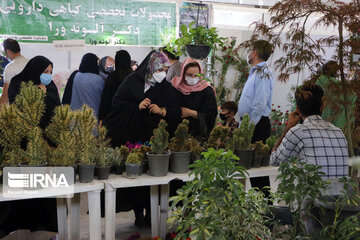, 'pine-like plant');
170,119,190,152
150,119,169,155
206,125,229,150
